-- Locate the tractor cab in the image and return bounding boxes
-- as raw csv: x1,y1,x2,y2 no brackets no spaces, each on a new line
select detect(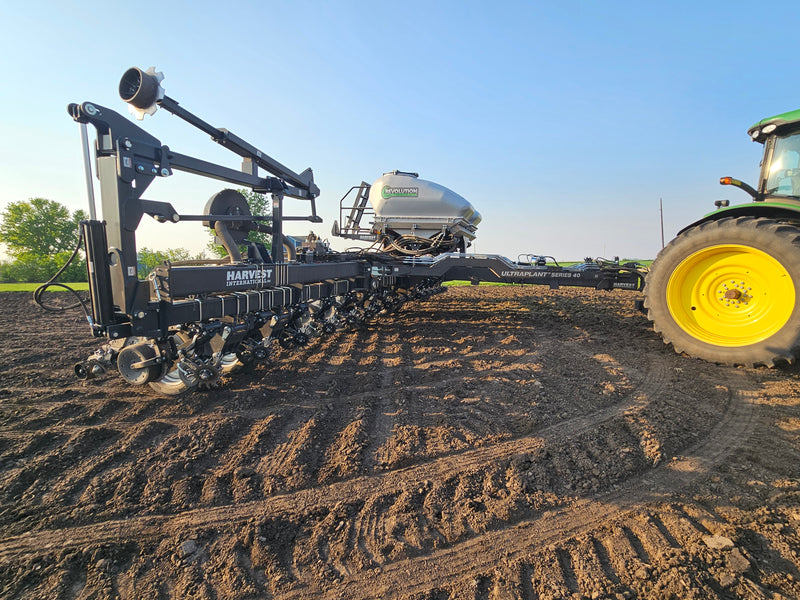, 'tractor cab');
748,108,800,201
